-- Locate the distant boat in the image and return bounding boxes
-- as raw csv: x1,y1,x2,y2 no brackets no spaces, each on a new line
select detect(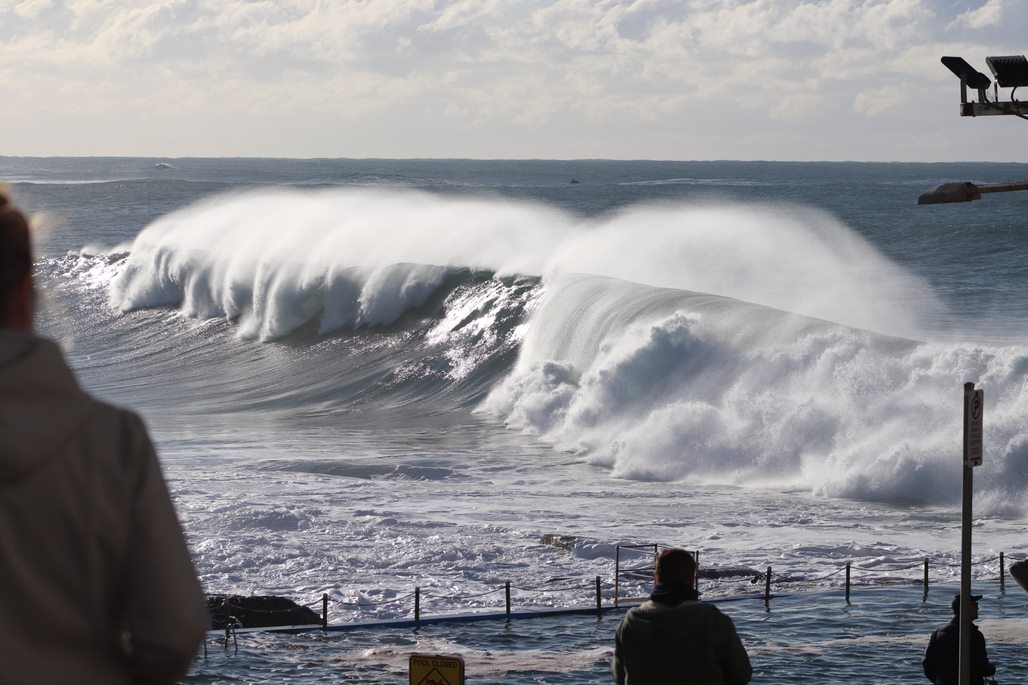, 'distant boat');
569,178,579,184
154,162,175,169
